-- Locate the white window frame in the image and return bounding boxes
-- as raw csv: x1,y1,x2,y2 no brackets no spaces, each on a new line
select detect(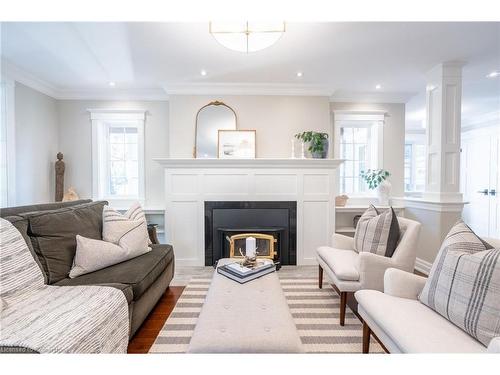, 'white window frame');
0,78,16,206
90,109,146,206
333,111,385,197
